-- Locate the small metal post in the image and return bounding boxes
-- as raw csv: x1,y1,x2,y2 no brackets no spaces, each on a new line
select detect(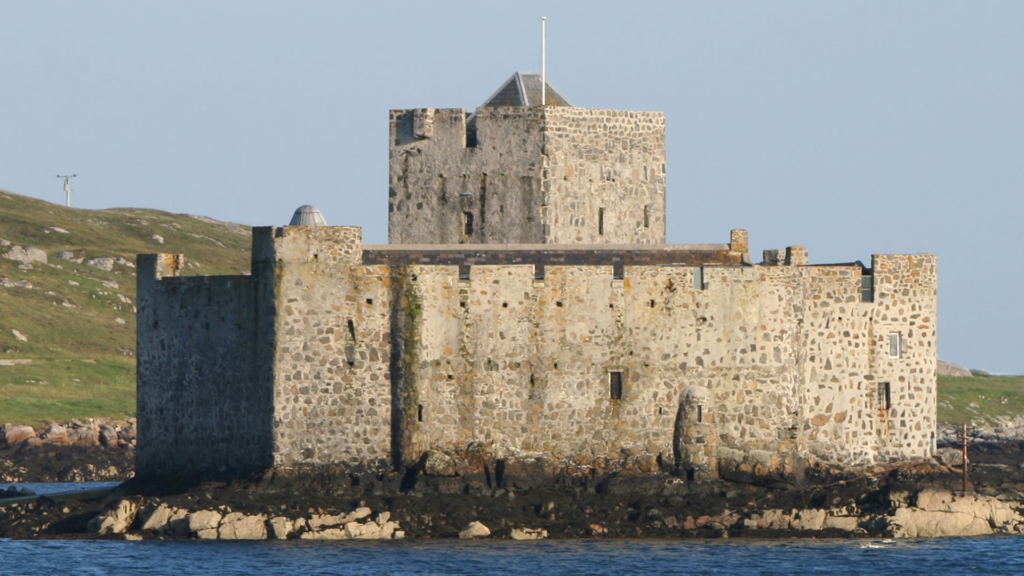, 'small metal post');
57,174,77,207
541,17,547,106
962,423,969,493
